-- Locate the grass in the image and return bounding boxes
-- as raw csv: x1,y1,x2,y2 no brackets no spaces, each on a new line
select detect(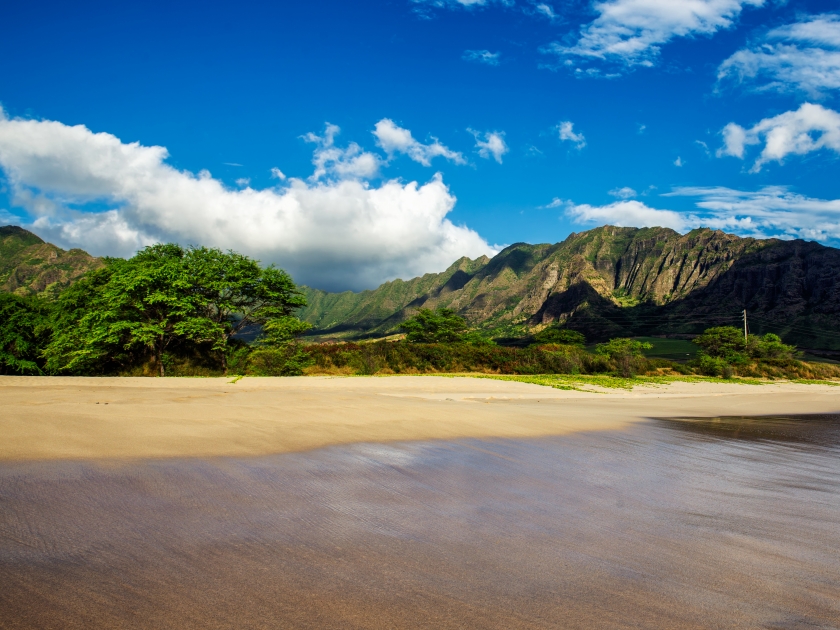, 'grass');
418,372,770,391
635,337,699,361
